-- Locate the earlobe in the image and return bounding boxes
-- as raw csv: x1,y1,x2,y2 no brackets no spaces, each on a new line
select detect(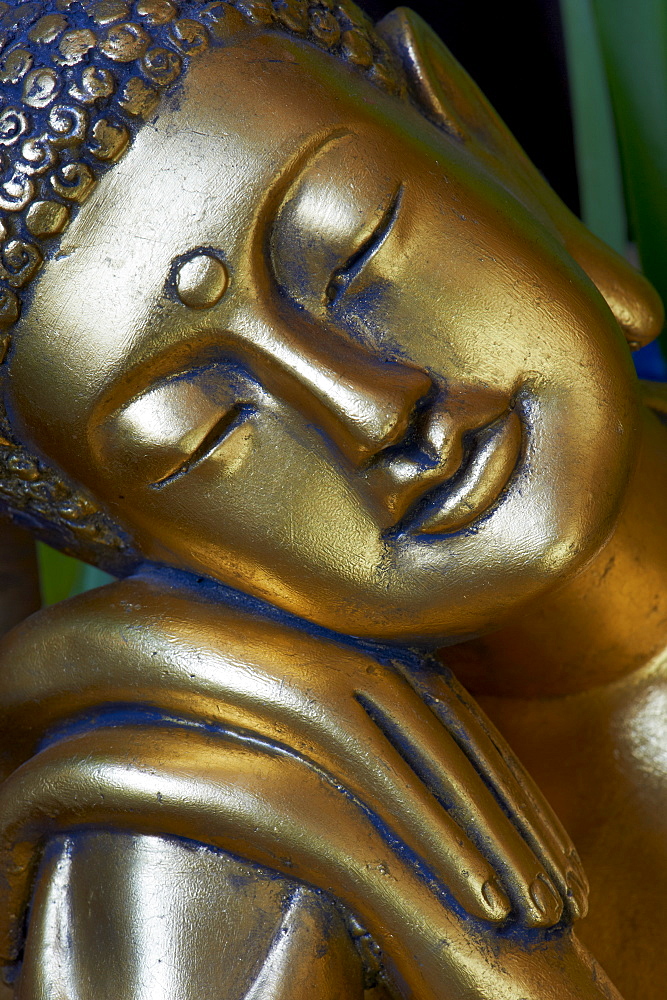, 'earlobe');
569,233,664,349
378,7,664,349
